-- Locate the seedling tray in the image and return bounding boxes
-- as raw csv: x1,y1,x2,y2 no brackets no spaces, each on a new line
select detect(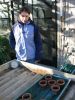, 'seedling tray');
60,64,75,74
18,75,70,100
